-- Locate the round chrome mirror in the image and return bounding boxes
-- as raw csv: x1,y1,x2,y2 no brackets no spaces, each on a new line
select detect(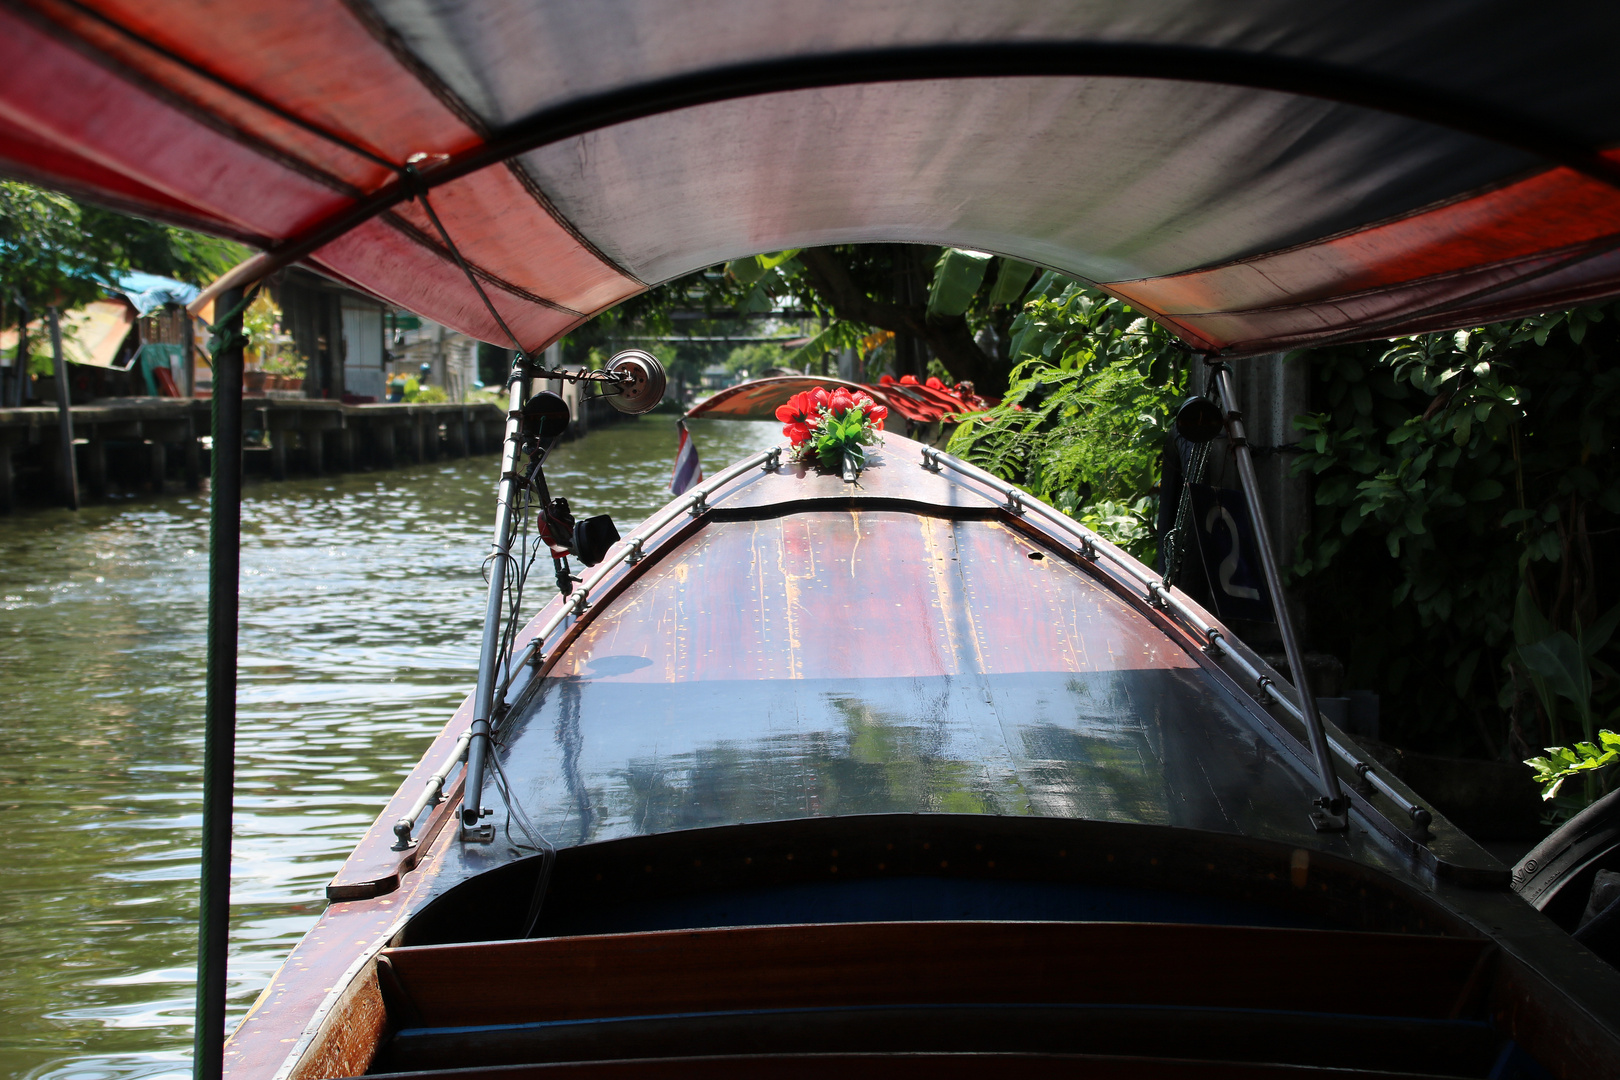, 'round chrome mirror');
603,349,667,414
